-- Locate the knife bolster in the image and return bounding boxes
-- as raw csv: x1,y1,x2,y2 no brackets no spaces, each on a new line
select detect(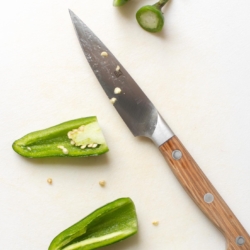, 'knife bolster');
151,114,174,146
